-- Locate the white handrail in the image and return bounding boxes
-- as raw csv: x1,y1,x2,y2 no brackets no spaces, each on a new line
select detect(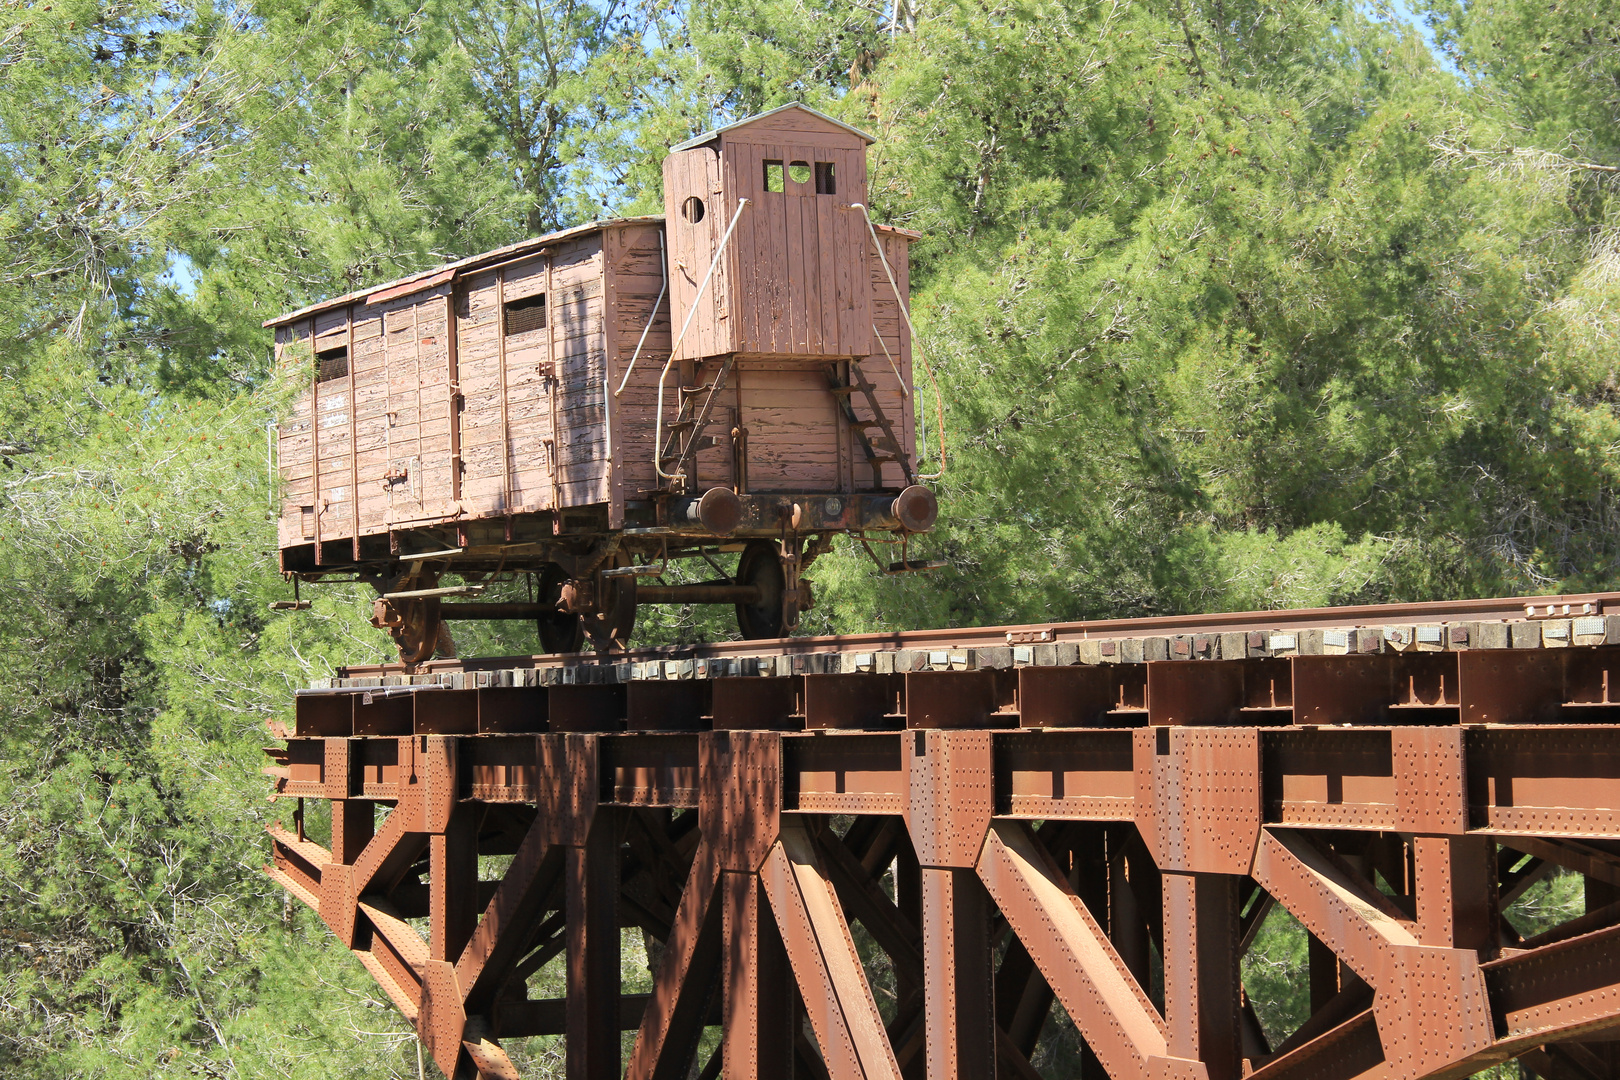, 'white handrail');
852,203,945,481
871,322,908,396
606,230,668,469
654,198,751,482
615,228,667,397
